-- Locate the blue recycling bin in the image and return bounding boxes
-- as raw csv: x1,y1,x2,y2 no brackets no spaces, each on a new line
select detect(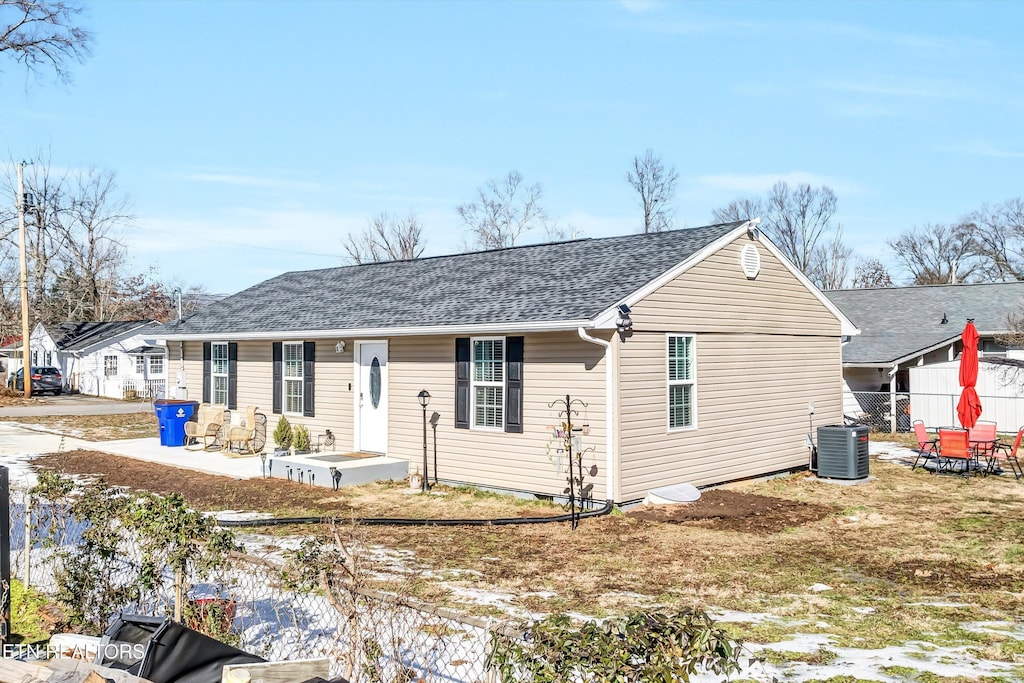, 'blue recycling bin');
154,399,198,447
